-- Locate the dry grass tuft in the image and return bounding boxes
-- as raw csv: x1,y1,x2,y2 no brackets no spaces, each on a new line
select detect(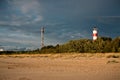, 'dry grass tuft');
0,53,120,59
107,60,119,64
106,55,120,58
